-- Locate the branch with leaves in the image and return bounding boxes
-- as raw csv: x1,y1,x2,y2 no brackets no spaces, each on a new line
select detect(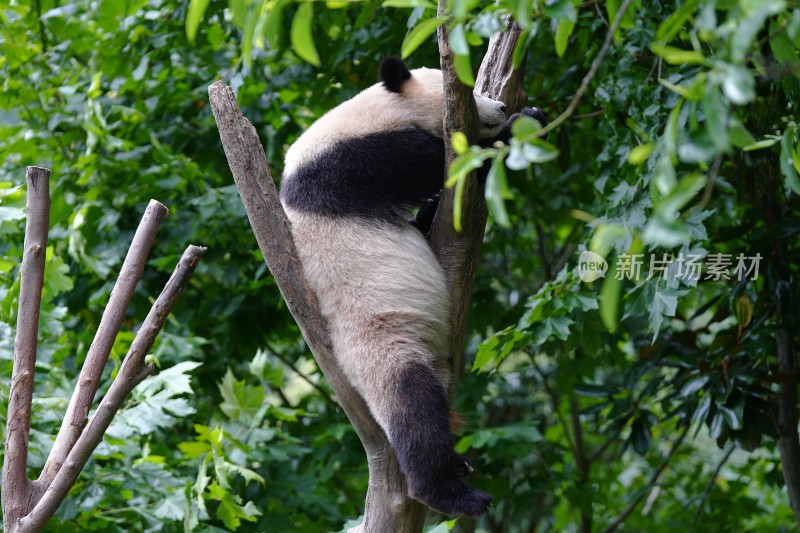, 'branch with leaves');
1,167,205,533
